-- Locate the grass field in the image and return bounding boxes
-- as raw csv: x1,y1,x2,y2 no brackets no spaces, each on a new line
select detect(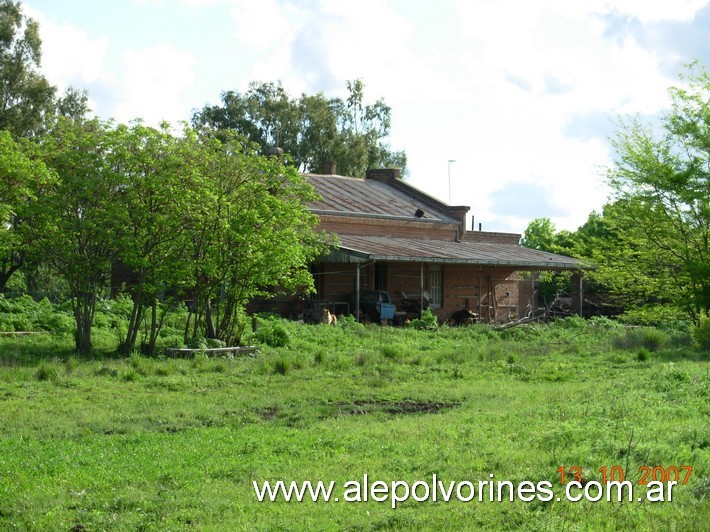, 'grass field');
0,316,708,530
